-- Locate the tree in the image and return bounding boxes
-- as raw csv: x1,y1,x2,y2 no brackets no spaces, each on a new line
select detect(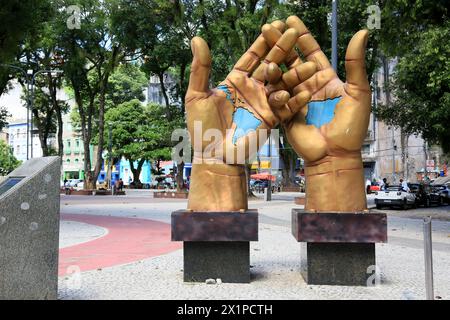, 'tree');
0,107,10,131
0,140,20,175
372,1,450,153
58,0,132,189
106,63,147,108
0,0,51,94
375,21,450,153
105,100,182,185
